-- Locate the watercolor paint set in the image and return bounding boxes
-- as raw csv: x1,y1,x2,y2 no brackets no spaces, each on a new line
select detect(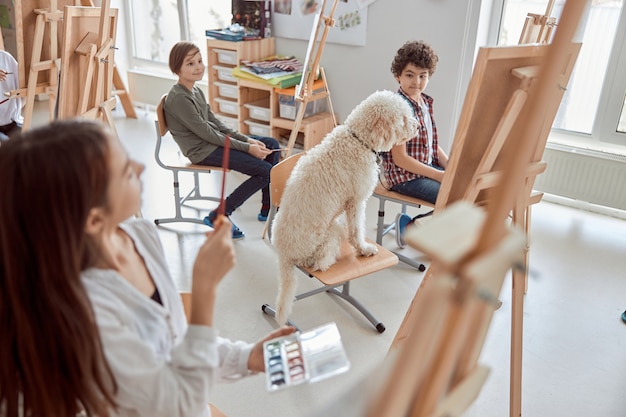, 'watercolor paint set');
263,322,350,391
